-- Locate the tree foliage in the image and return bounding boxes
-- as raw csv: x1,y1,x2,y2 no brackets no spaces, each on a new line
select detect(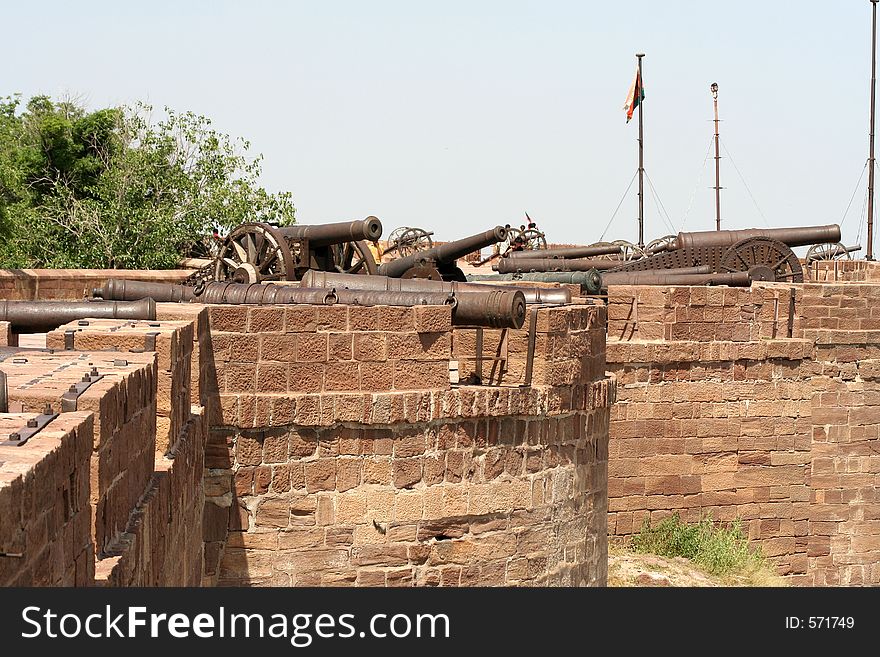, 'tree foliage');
0,94,295,269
